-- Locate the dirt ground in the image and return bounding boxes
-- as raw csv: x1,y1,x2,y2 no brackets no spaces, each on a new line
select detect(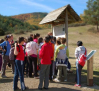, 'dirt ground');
0,66,99,91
